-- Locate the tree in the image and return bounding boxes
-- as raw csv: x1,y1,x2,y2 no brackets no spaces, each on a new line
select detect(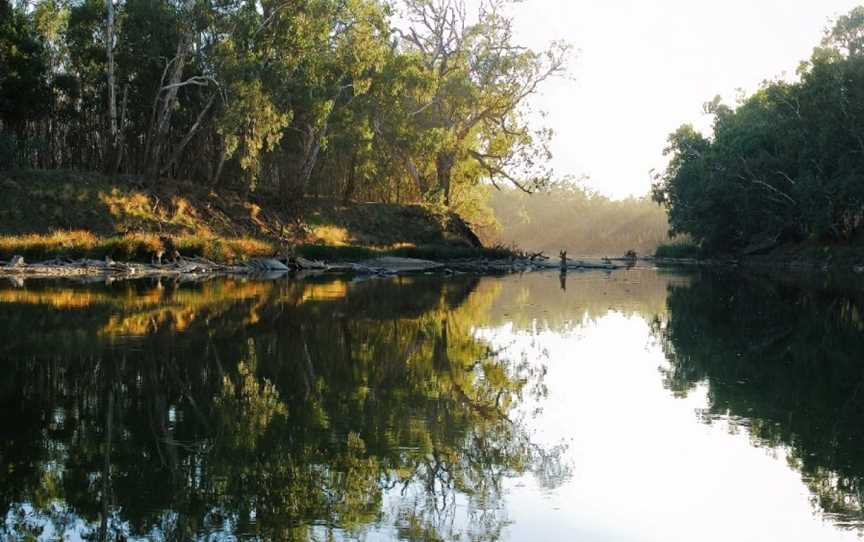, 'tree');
0,0,50,139
653,6,864,253
394,0,568,206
